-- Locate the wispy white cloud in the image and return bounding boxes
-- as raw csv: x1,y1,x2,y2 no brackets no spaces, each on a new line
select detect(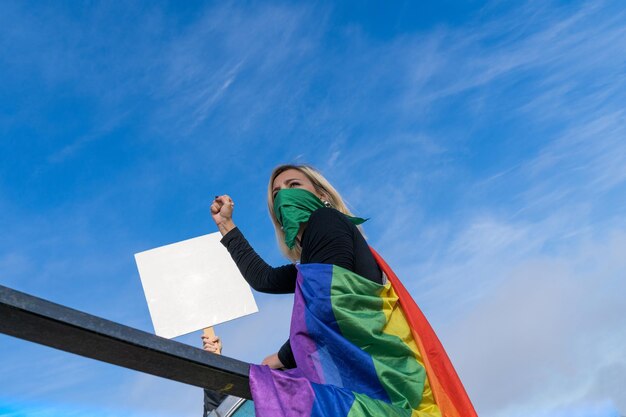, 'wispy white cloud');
185,60,244,131
150,3,326,140
440,229,626,416
520,110,626,206
47,111,132,164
